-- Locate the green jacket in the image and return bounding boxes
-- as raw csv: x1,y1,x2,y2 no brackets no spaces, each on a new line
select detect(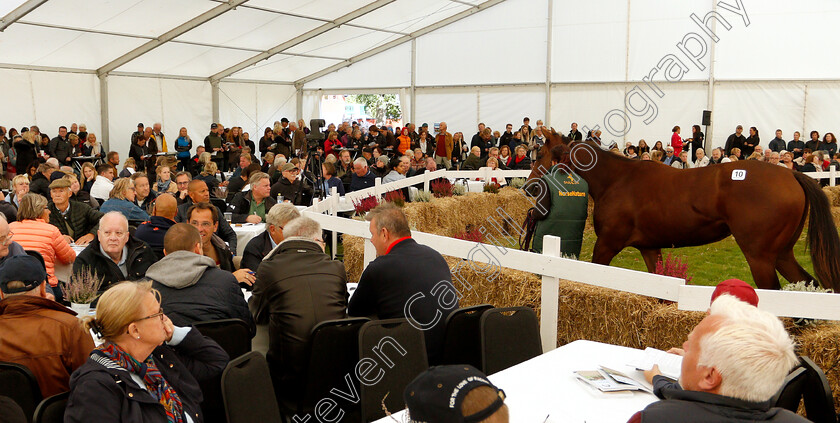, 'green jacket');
532,165,589,257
